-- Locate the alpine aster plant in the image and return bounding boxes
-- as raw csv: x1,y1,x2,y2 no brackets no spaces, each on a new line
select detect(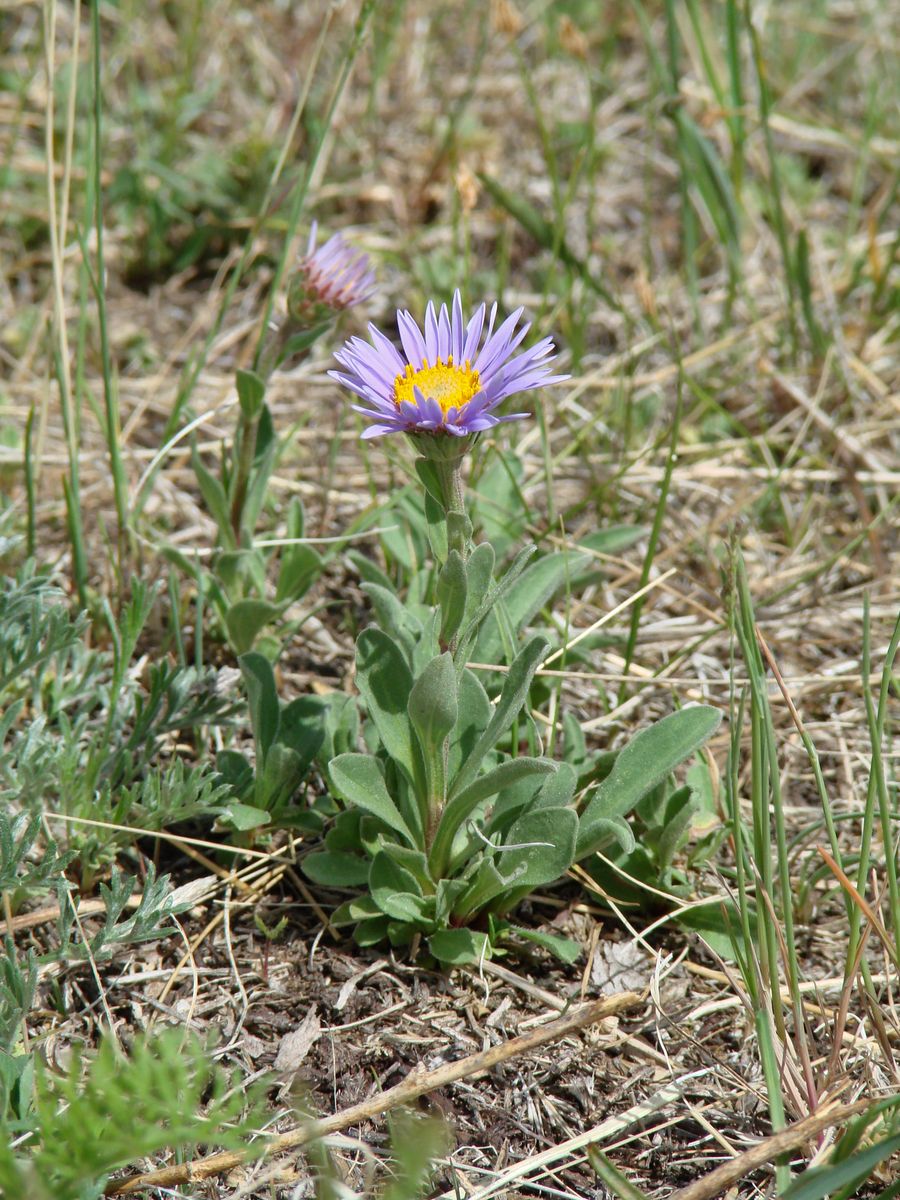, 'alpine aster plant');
330,290,568,440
